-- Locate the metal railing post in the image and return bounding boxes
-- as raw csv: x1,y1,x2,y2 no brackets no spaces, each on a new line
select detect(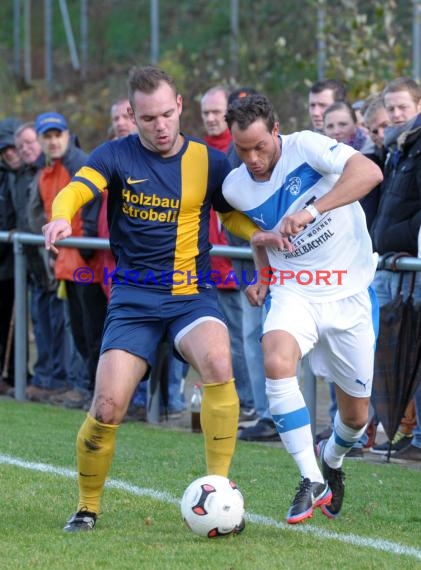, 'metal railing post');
13,233,28,401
